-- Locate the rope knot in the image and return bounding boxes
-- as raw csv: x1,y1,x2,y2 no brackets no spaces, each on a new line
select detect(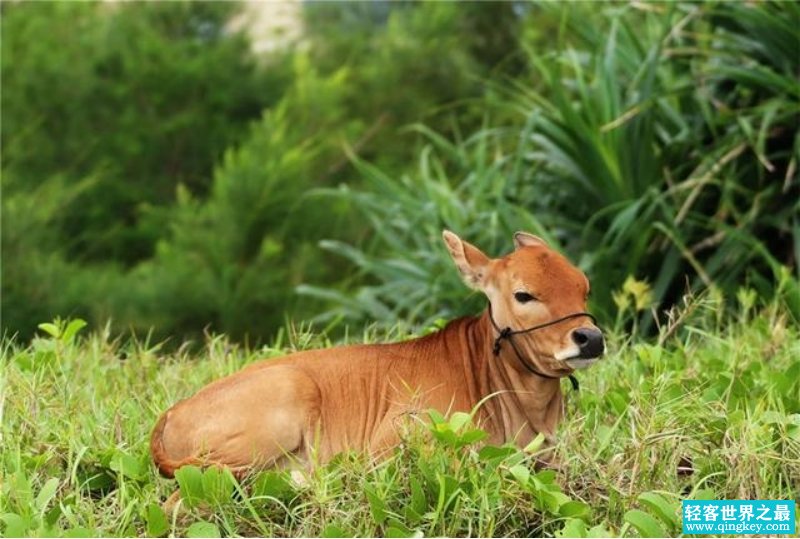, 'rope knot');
492,327,512,356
